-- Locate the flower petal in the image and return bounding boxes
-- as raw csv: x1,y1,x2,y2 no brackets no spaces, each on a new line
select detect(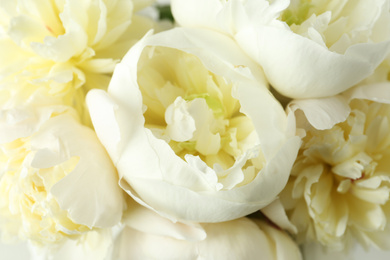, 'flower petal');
113,215,300,260
123,200,206,242
236,25,390,98
289,95,351,130
344,83,390,104
261,198,298,234
31,114,124,228
255,219,302,260
171,0,222,32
